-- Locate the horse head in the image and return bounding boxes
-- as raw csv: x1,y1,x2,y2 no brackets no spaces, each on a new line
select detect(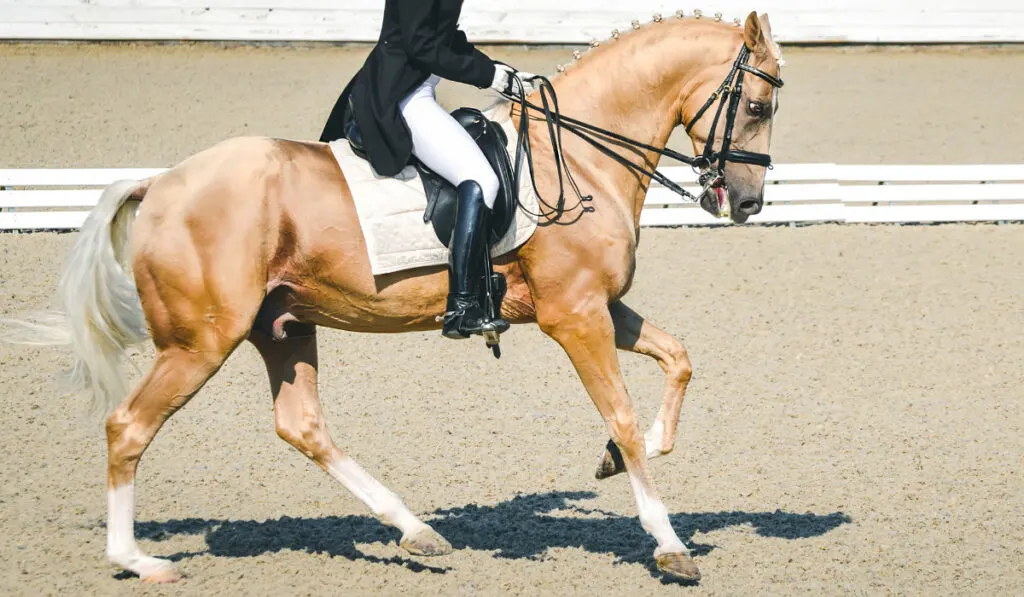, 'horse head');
522,11,785,227
679,13,785,223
